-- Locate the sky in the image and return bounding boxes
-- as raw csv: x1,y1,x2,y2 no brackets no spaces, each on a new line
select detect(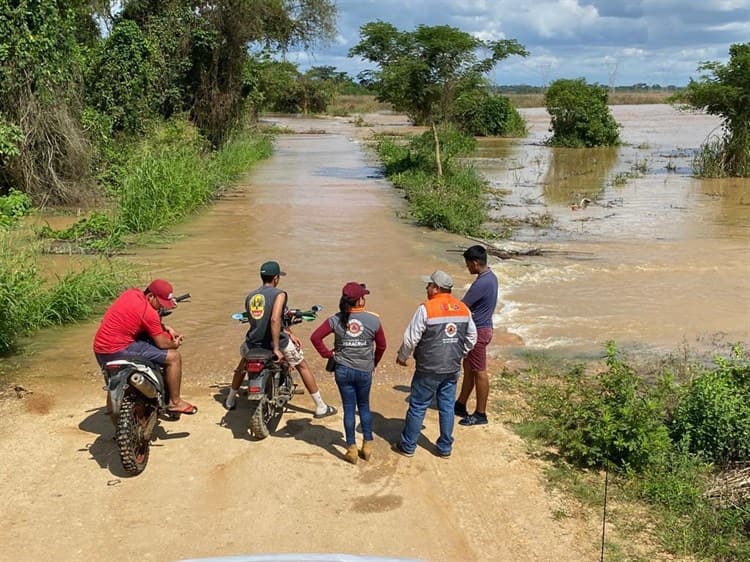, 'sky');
288,0,750,87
